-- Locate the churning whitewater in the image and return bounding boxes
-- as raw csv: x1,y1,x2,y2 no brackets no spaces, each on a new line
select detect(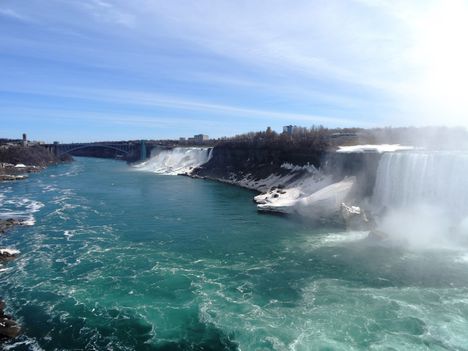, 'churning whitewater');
134,147,212,175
